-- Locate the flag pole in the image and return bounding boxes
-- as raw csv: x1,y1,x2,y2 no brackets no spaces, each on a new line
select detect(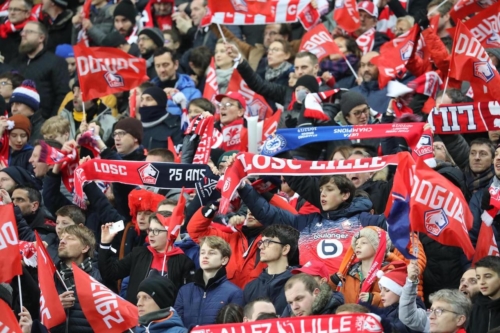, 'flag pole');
342,54,359,81
17,275,23,310
440,70,450,106
427,0,449,16
216,23,227,44
56,270,70,291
